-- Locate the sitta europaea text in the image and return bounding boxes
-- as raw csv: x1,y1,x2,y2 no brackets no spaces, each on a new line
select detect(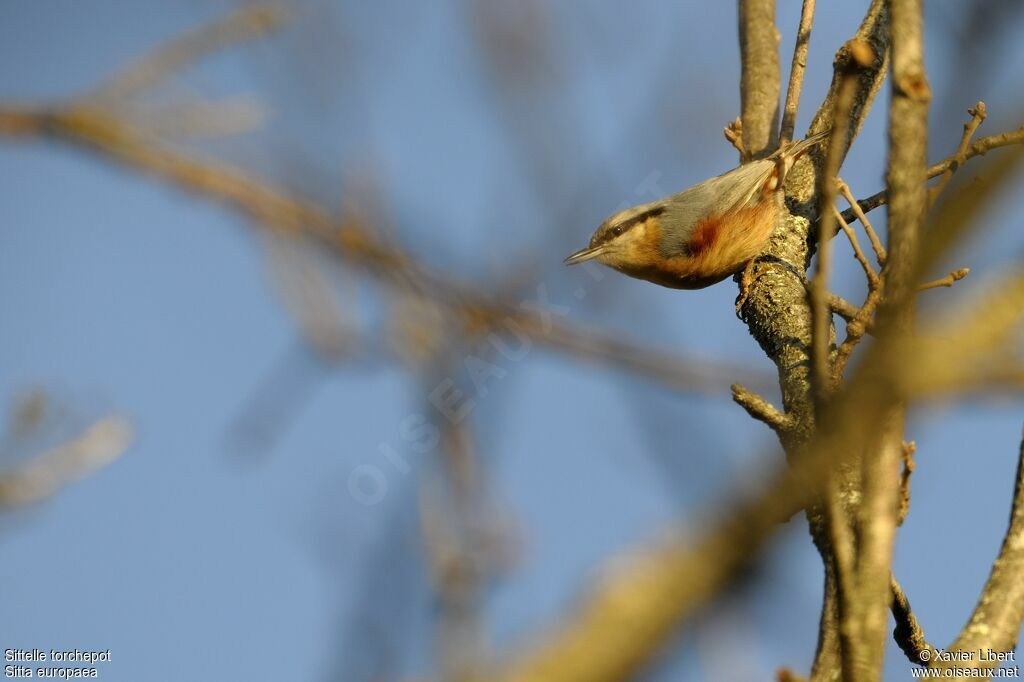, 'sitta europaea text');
564,131,829,292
